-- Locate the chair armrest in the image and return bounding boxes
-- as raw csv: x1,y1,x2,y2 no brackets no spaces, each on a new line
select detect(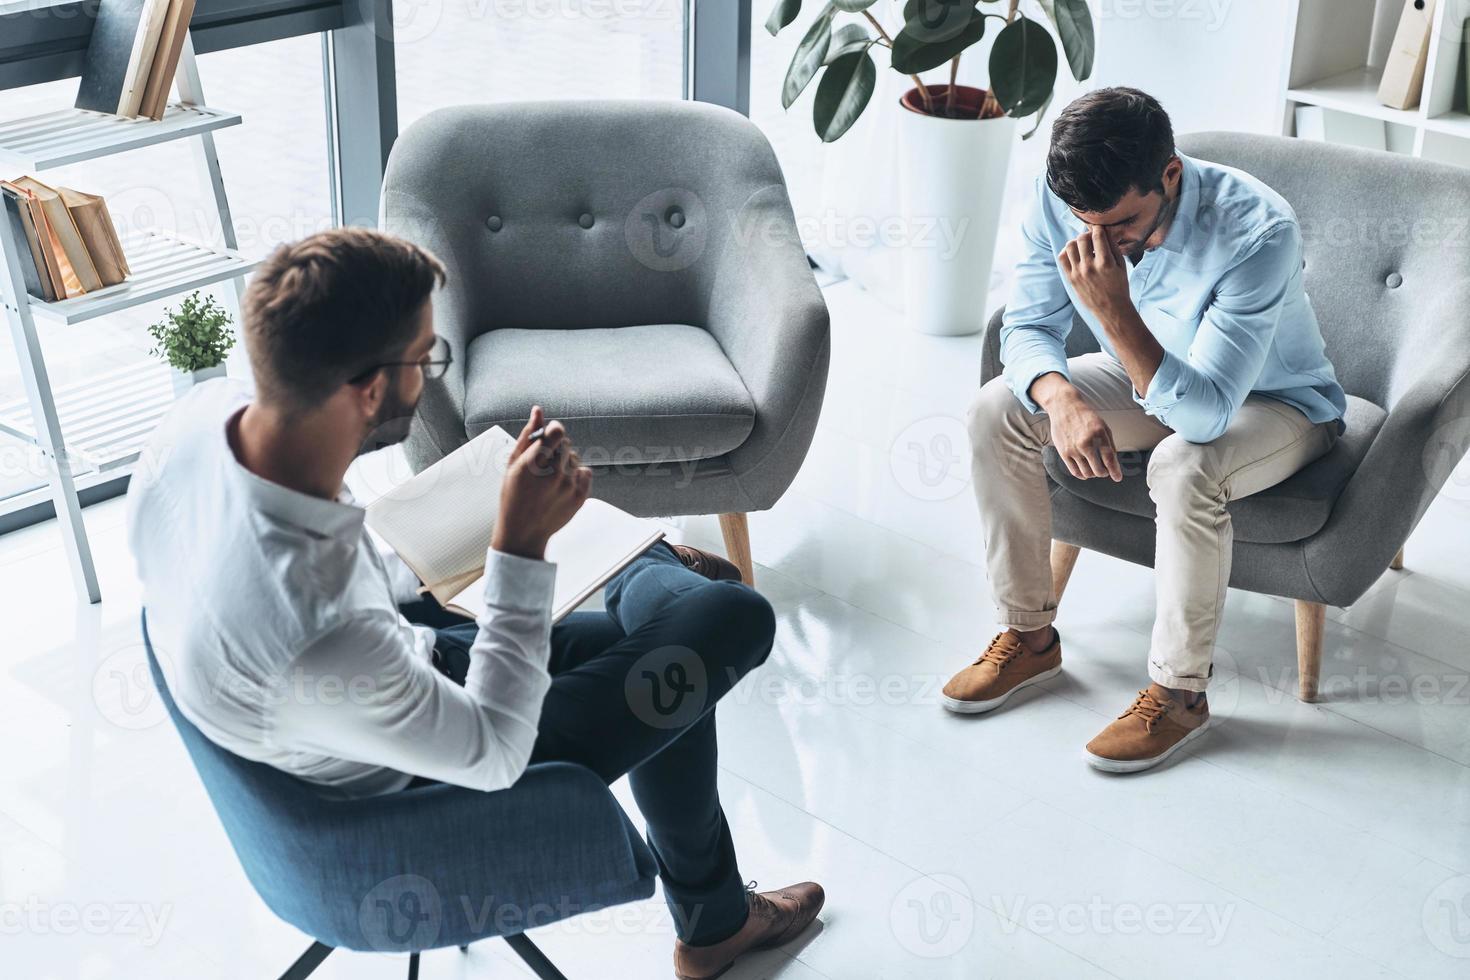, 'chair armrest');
704,184,831,510
1304,323,1470,605
980,306,1006,387
291,763,655,952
